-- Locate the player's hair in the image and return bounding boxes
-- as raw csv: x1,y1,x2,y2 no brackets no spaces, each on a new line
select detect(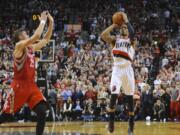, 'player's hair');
12,28,25,44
